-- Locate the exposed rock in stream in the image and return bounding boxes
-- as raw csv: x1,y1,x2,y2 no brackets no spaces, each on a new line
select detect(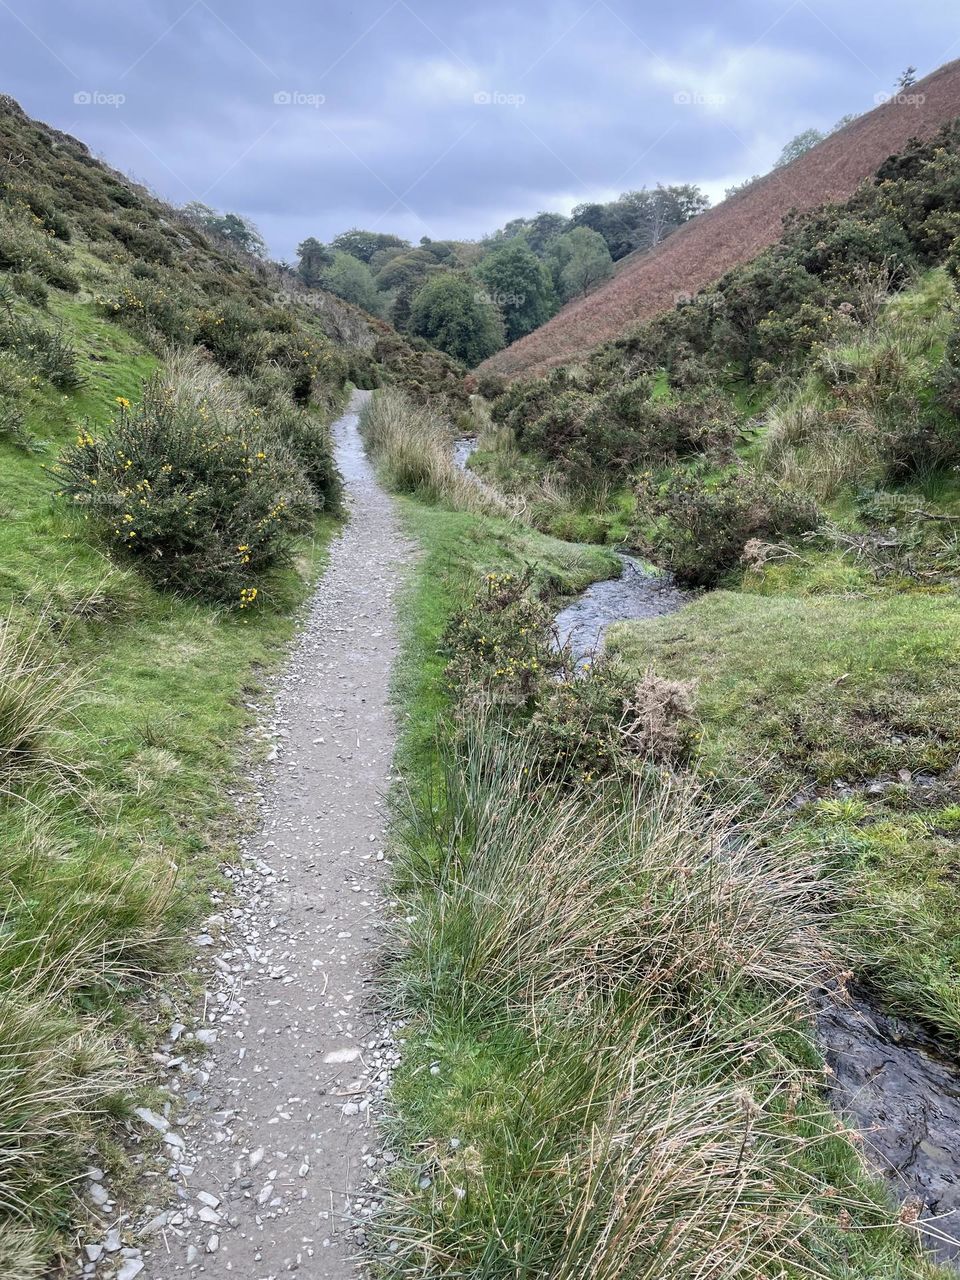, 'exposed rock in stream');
818,994,960,1264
